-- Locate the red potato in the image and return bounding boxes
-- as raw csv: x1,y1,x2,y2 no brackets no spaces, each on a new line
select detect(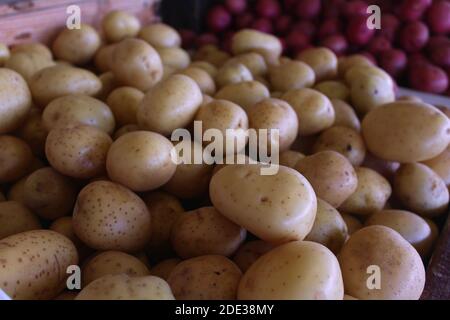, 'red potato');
379,49,407,79
379,14,400,41
285,32,311,53
410,63,449,94
367,36,392,56
399,21,429,53
207,5,232,32
275,15,292,35
256,0,281,19
427,0,450,34
292,20,316,39
223,31,235,53
295,0,322,19
225,0,247,15
398,0,431,22
341,0,369,18
251,18,273,34
346,16,375,46
318,19,341,38
235,13,254,29
195,33,219,48
408,52,430,67
321,34,348,55
179,29,196,49
284,0,298,10
429,42,450,69
322,0,343,18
